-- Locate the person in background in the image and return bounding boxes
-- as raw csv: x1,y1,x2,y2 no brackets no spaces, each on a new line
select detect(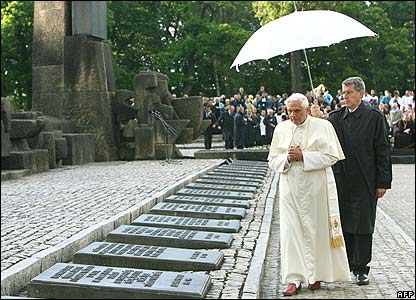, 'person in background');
202,105,217,150
215,105,235,149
